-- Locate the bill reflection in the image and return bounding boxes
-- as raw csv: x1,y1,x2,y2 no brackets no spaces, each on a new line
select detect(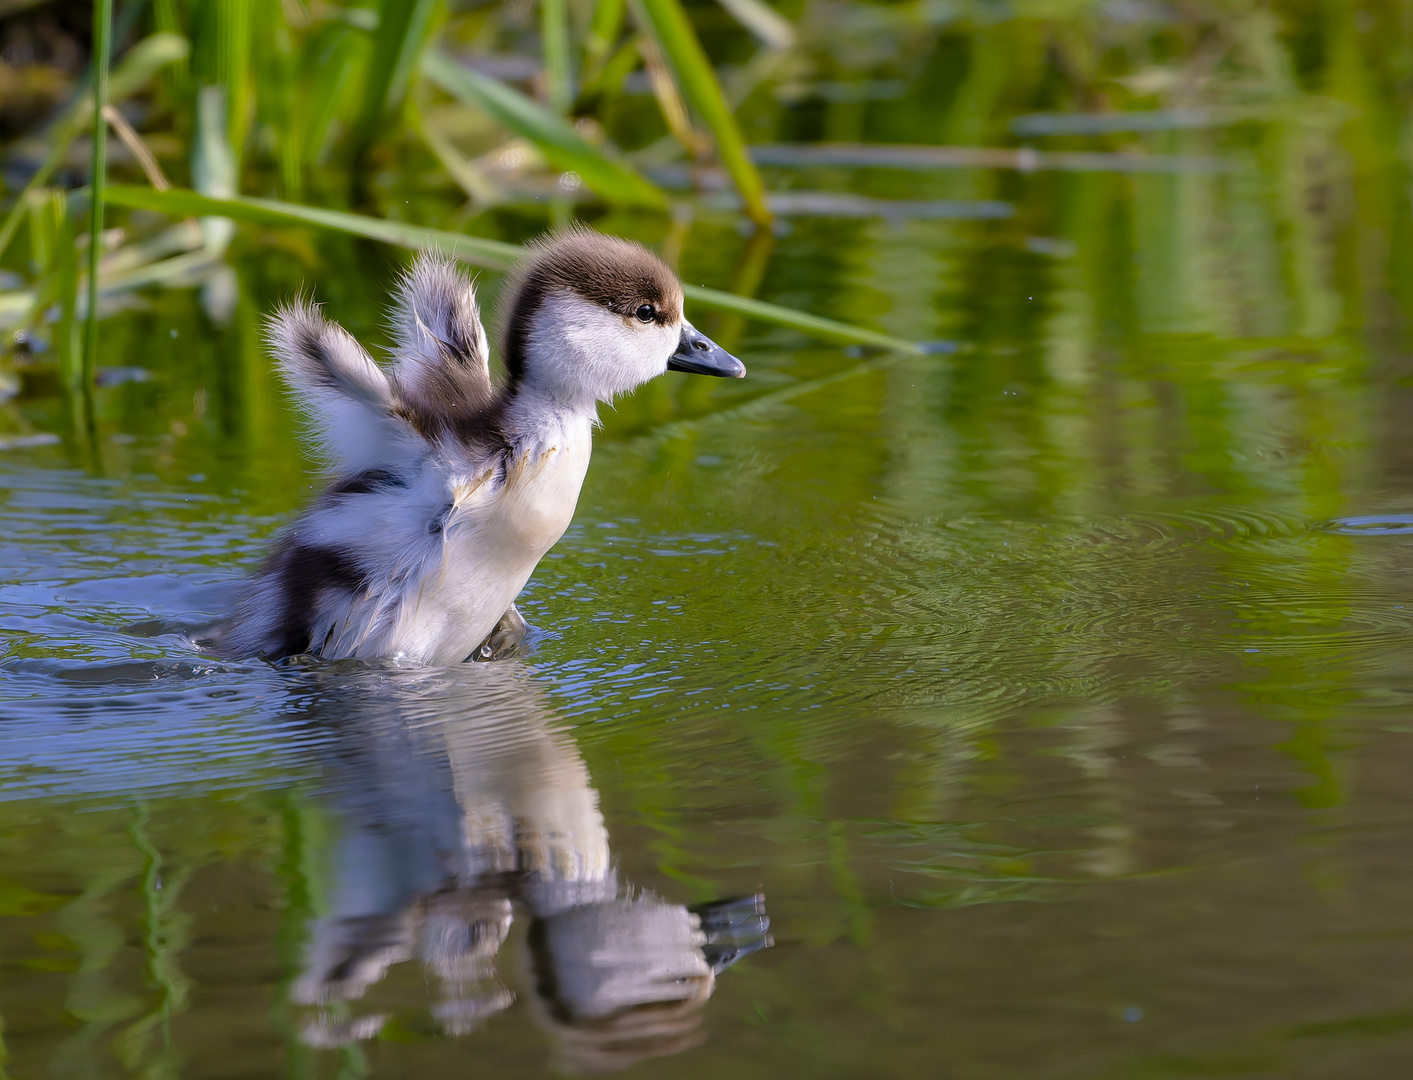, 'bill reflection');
289,663,770,1070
